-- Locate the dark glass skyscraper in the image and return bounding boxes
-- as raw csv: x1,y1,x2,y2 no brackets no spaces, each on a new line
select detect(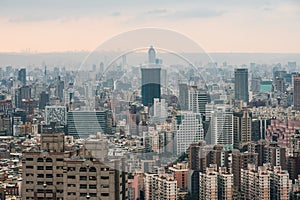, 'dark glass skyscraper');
234,68,249,104
18,68,26,86
141,46,161,107
141,68,161,107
